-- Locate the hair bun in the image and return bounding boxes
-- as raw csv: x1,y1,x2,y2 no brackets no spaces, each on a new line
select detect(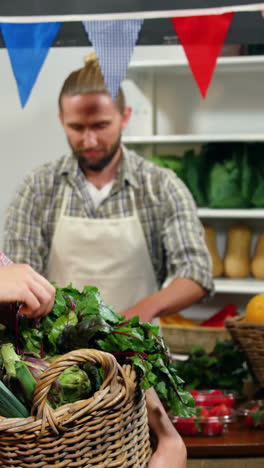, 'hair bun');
83,52,98,67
